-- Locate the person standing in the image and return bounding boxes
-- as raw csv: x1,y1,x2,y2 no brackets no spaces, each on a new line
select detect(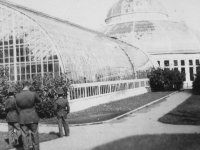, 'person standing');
15,81,41,150
54,87,70,137
5,87,21,146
